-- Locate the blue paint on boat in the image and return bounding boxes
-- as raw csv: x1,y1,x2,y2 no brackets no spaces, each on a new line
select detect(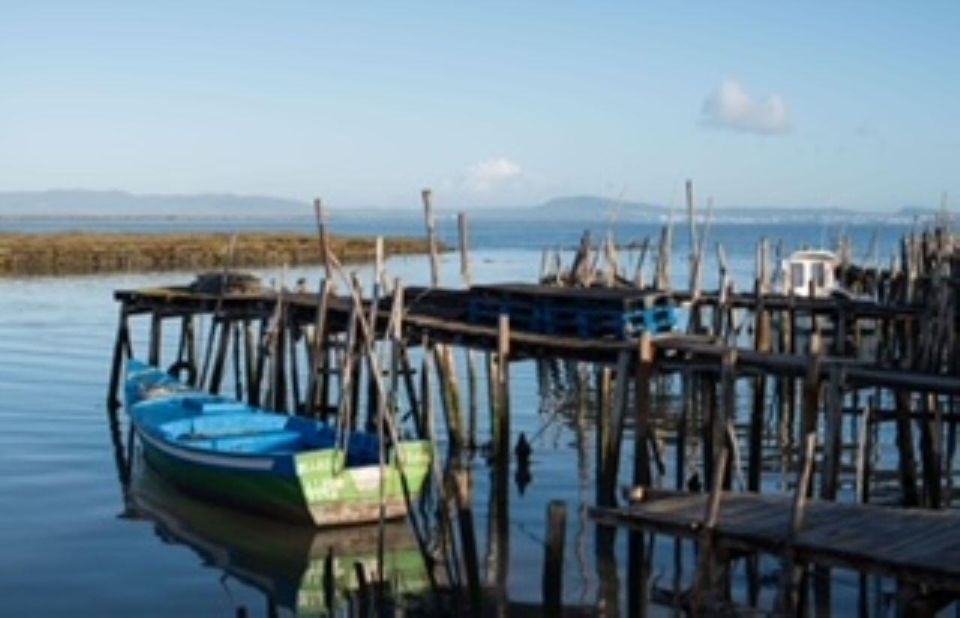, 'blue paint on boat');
122,359,421,525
